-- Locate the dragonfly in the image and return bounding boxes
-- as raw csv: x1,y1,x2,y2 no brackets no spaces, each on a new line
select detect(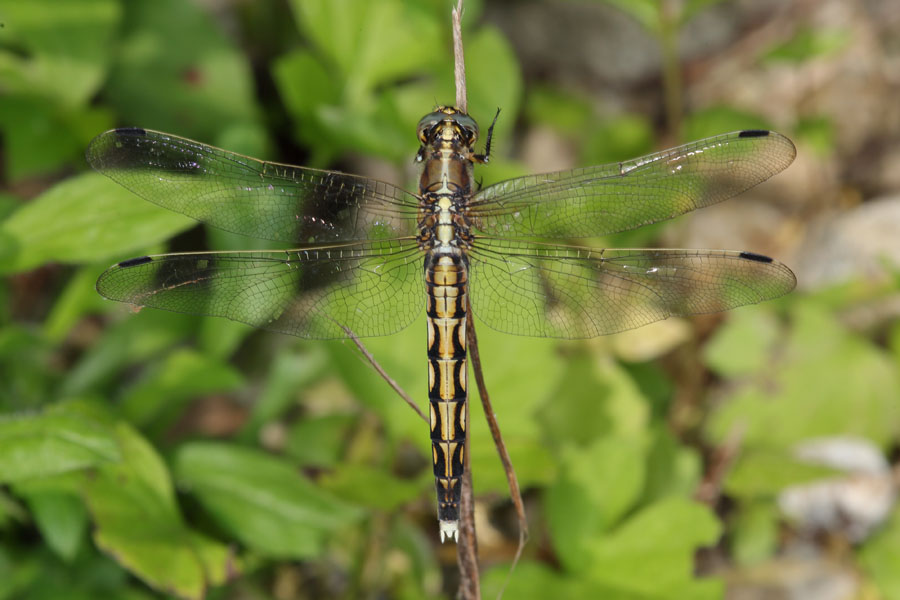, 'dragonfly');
88,107,796,543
